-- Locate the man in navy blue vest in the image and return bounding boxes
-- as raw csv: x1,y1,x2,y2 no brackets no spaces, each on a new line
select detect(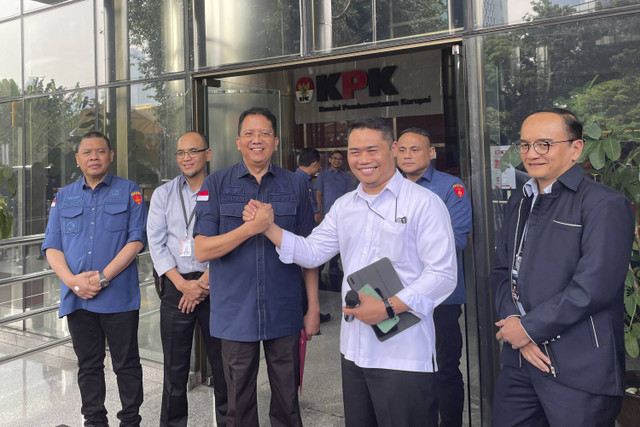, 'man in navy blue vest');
397,128,472,427
491,108,633,426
